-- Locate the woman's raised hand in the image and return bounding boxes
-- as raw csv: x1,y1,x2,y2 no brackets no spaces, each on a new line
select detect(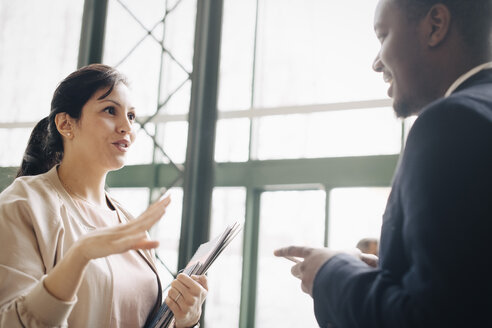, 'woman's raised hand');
44,195,171,302
165,274,208,328
75,195,171,261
